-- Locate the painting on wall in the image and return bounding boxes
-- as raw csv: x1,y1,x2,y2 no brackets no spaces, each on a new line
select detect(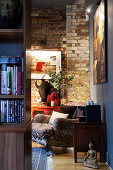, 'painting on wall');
31,51,61,79
93,0,106,85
